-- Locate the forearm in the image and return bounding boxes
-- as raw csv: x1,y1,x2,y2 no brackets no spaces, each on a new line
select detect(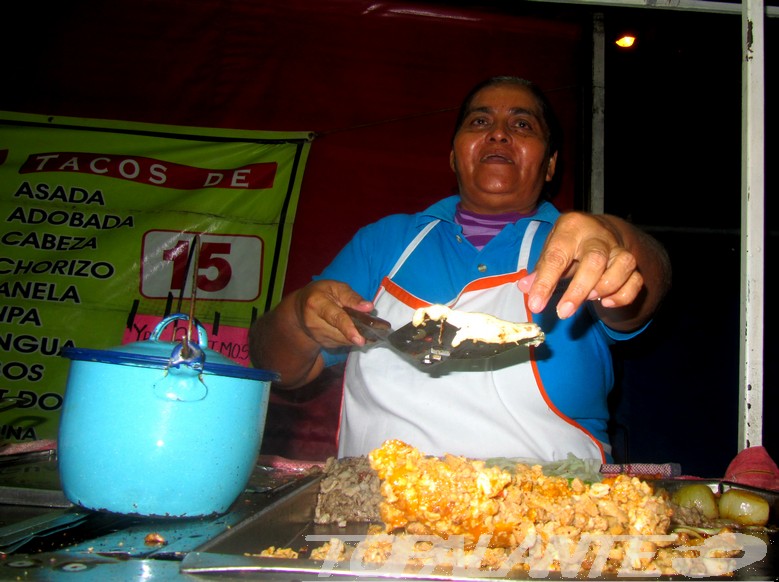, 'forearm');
248,291,325,389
